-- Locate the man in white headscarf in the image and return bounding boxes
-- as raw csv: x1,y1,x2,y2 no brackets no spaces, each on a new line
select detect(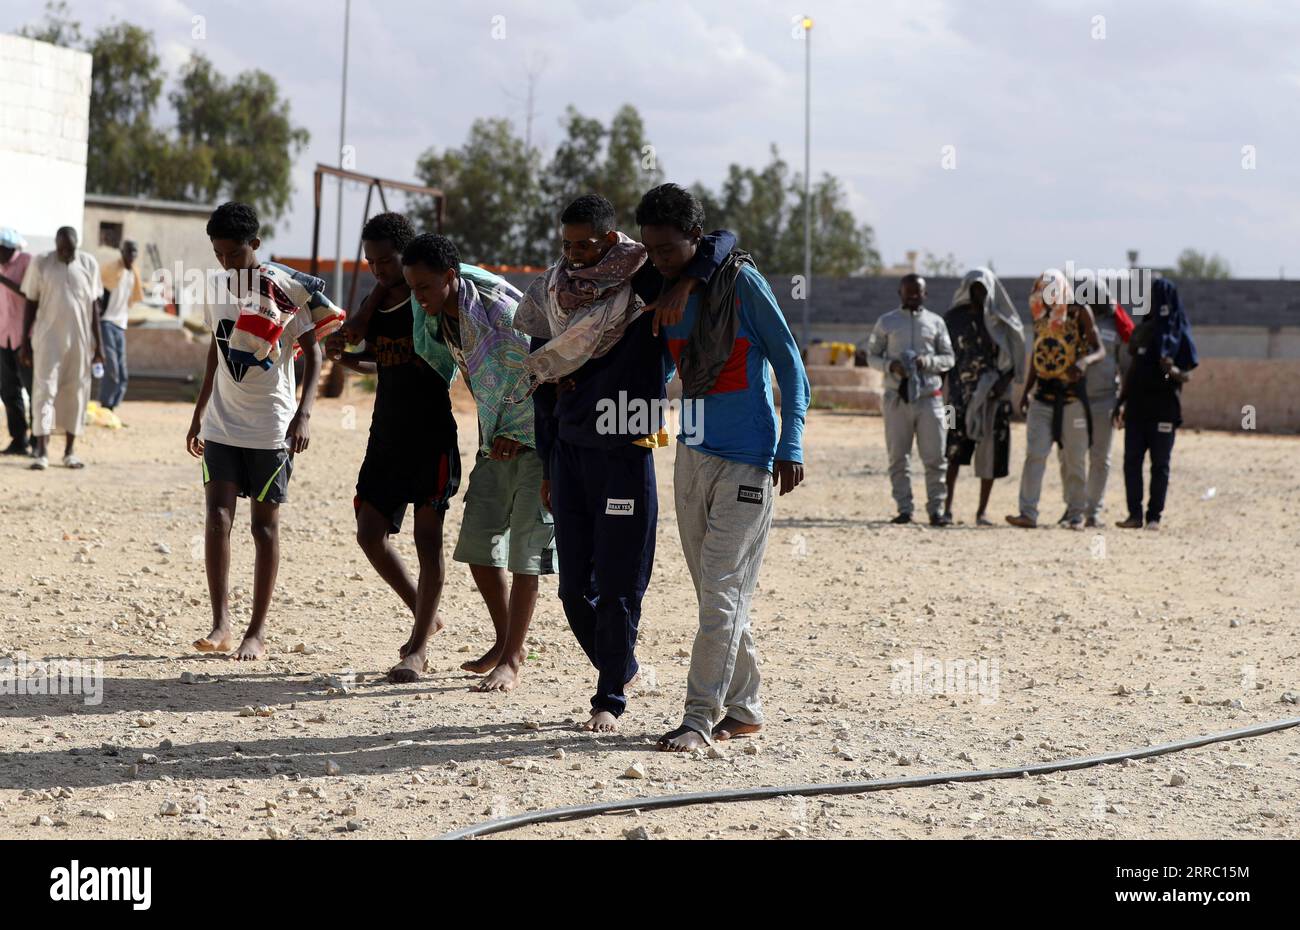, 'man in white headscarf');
941,268,1025,524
